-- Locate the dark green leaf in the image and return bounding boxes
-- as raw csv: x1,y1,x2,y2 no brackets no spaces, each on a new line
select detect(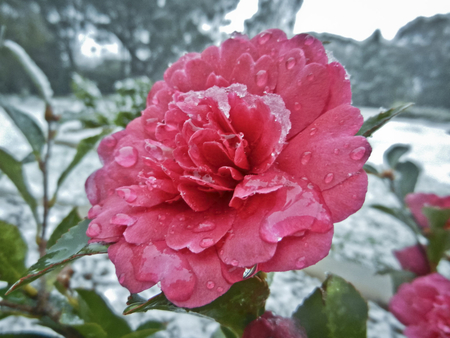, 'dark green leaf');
124,275,270,337
423,207,450,266
394,161,420,200
211,326,238,338
6,219,108,295
293,288,329,338
384,144,410,169
53,130,110,200
121,328,162,338
293,275,368,338
363,164,379,175
356,103,414,137
0,99,46,159
135,320,166,332
76,289,131,338
377,269,416,293
114,111,139,128
47,208,82,248
71,323,107,338
371,204,420,234
0,147,38,222
0,333,58,337
21,152,36,164
0,220,28,283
